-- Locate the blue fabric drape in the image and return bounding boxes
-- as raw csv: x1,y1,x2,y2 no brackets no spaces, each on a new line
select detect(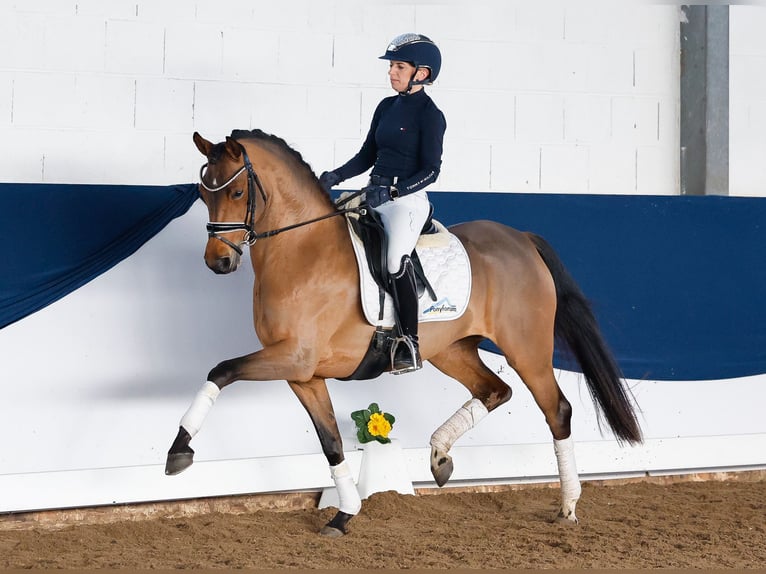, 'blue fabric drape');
430,193,766,381
2,184,763,381
0,183,199,330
